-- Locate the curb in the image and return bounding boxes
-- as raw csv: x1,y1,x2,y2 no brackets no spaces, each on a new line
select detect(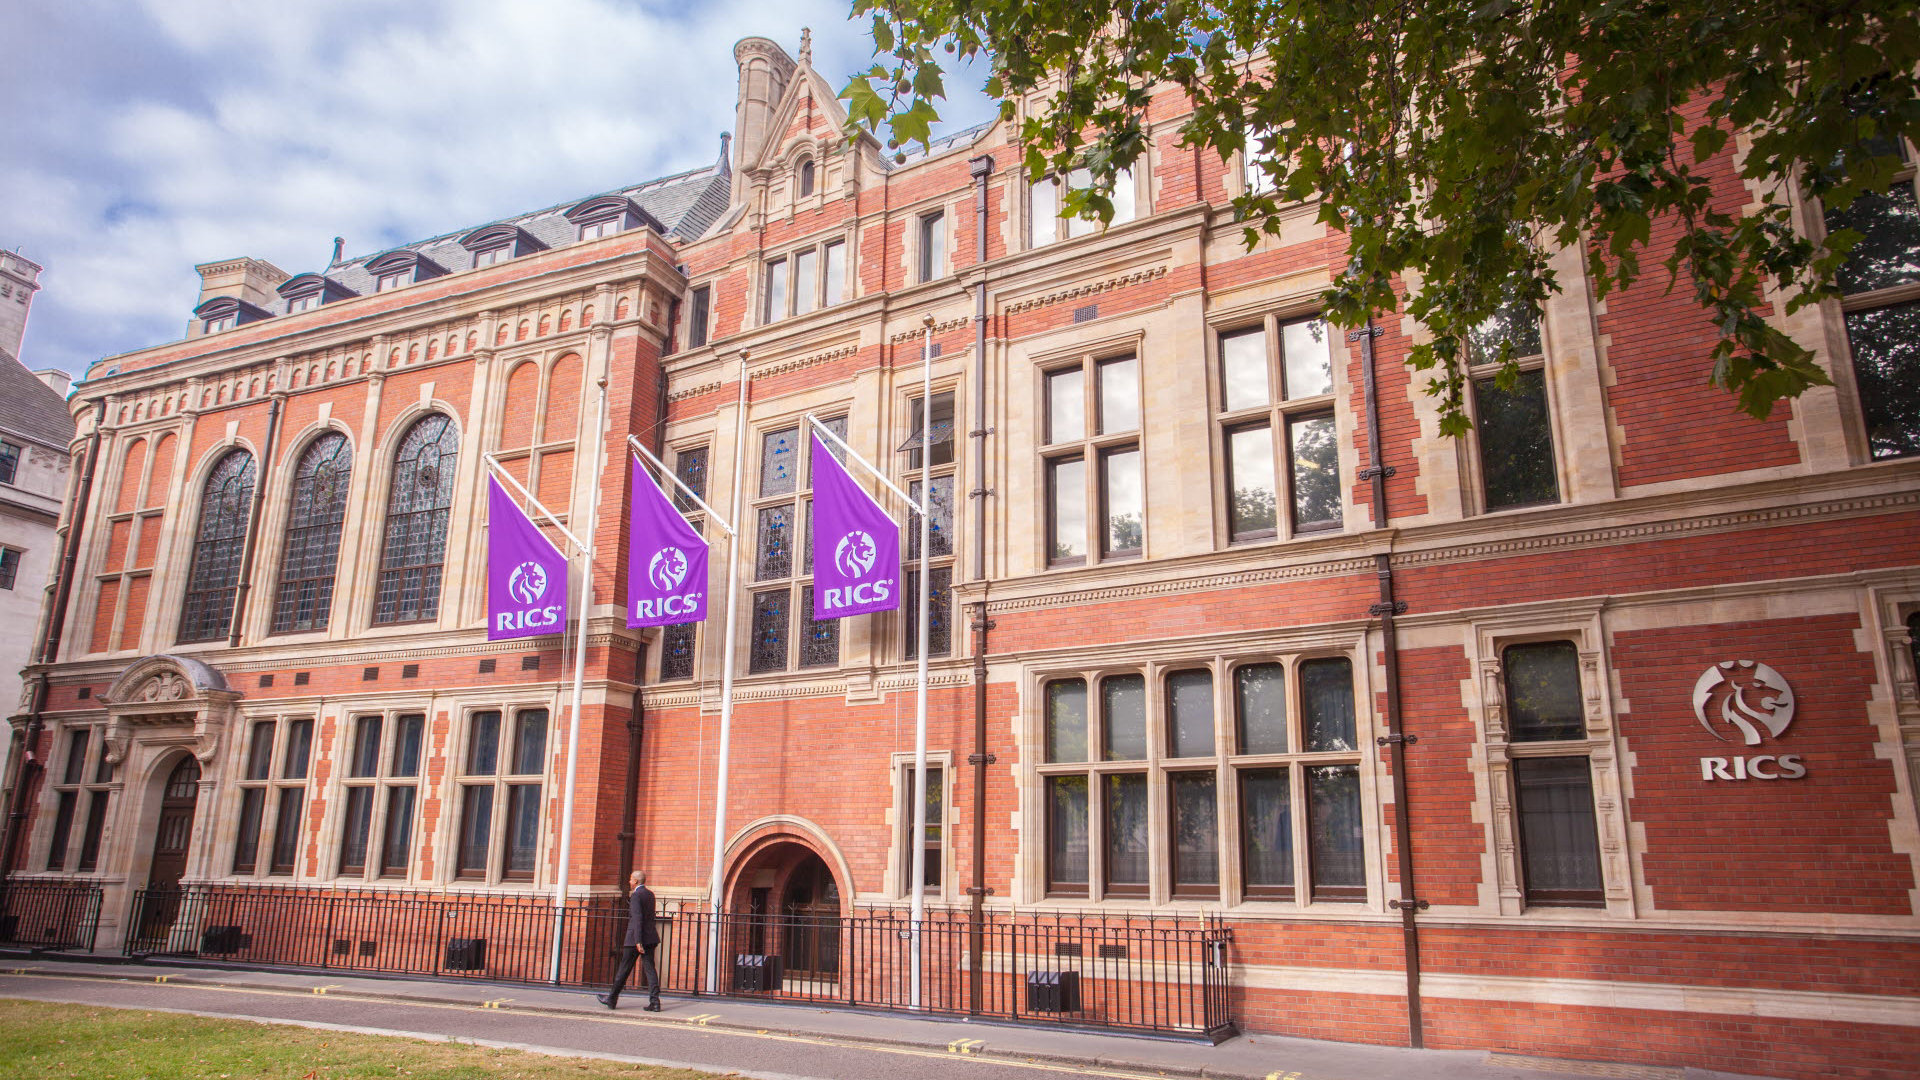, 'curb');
4,962,1249,1080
